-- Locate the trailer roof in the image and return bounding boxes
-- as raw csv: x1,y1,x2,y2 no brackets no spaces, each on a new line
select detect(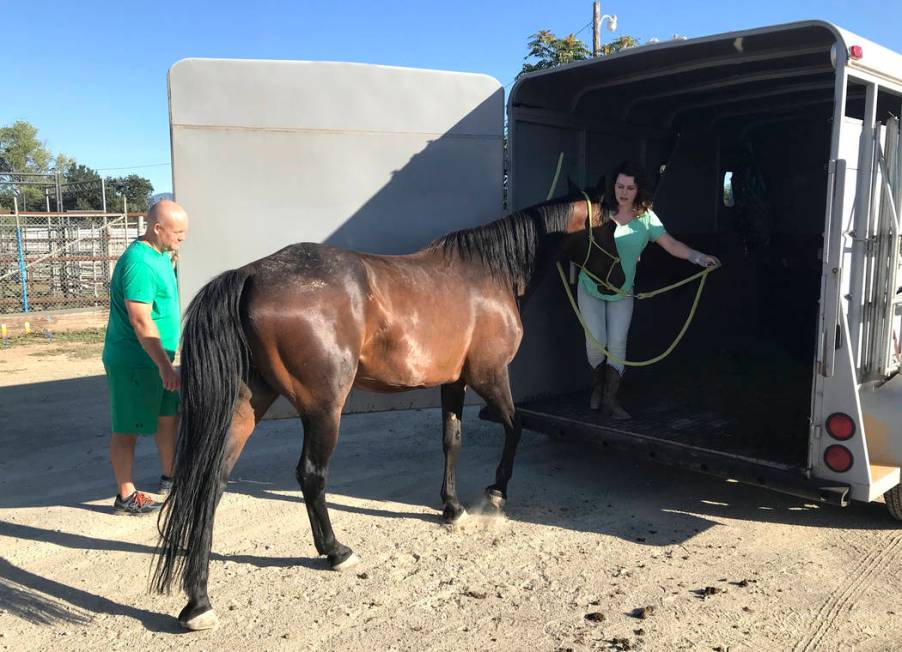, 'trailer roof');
509,21,902,131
